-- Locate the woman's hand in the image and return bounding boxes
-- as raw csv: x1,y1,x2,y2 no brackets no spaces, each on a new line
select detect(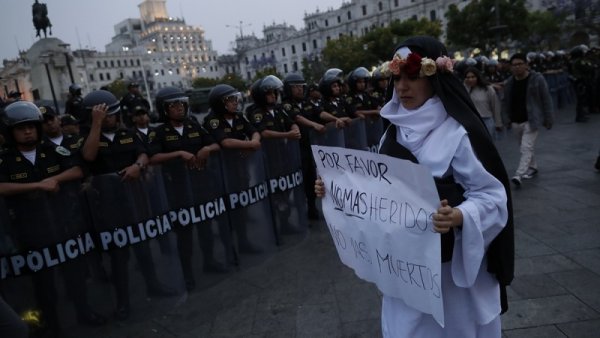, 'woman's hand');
315,177,325,198
432,199,463,233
